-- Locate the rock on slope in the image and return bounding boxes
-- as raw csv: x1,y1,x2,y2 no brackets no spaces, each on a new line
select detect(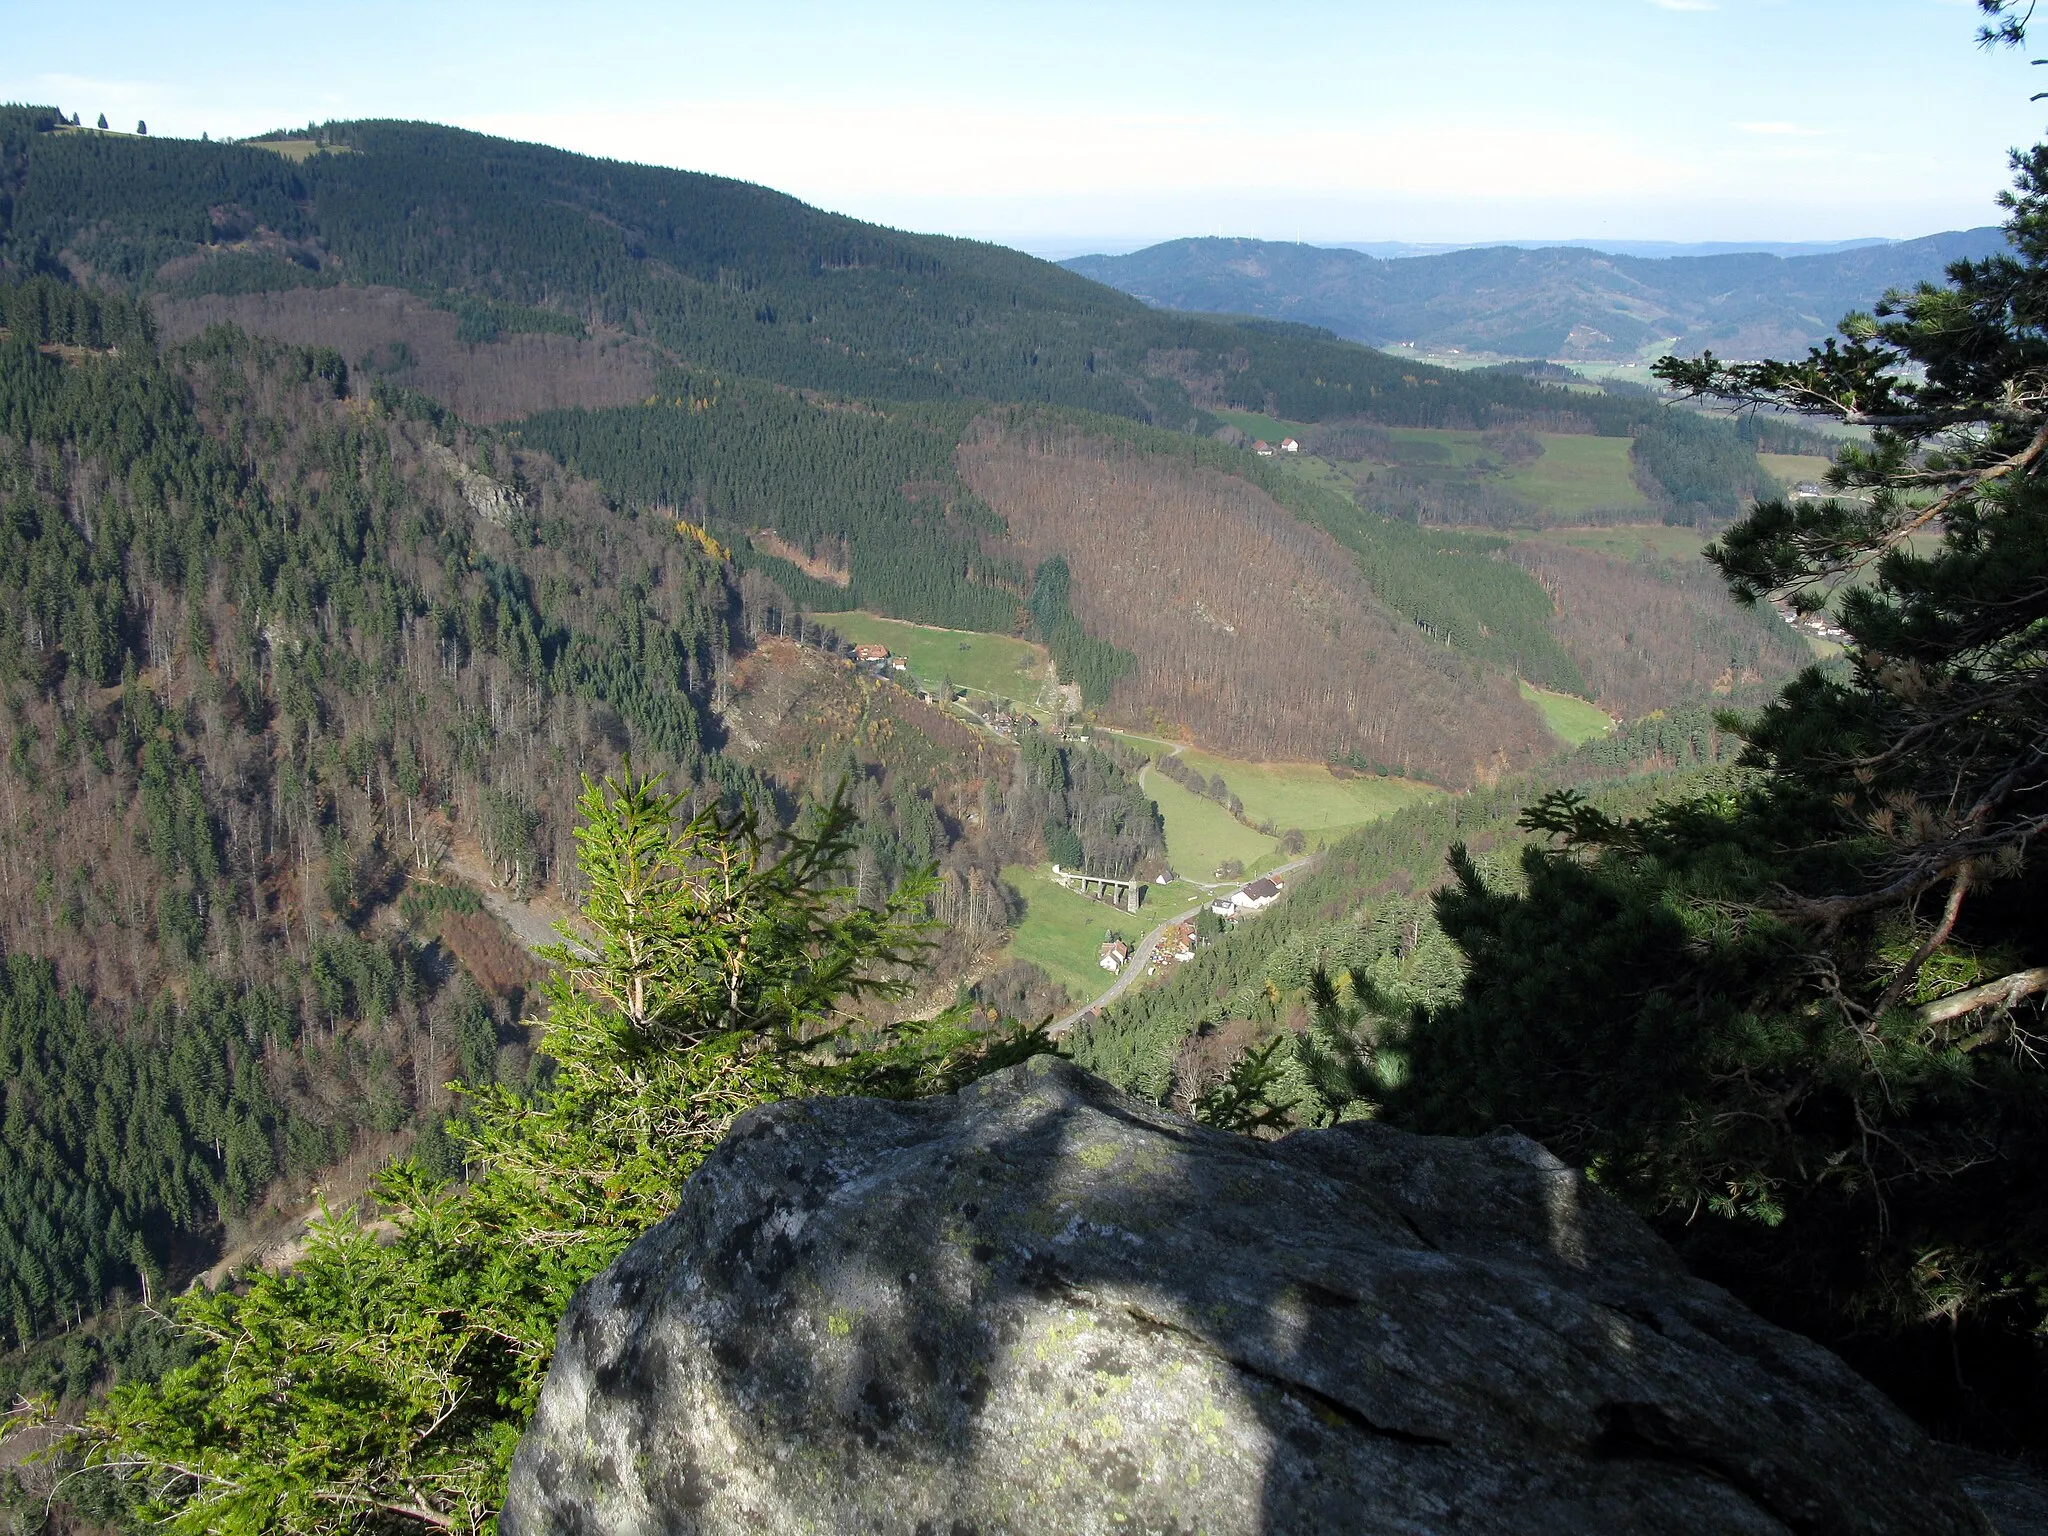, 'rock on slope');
501,1057,1991,1535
